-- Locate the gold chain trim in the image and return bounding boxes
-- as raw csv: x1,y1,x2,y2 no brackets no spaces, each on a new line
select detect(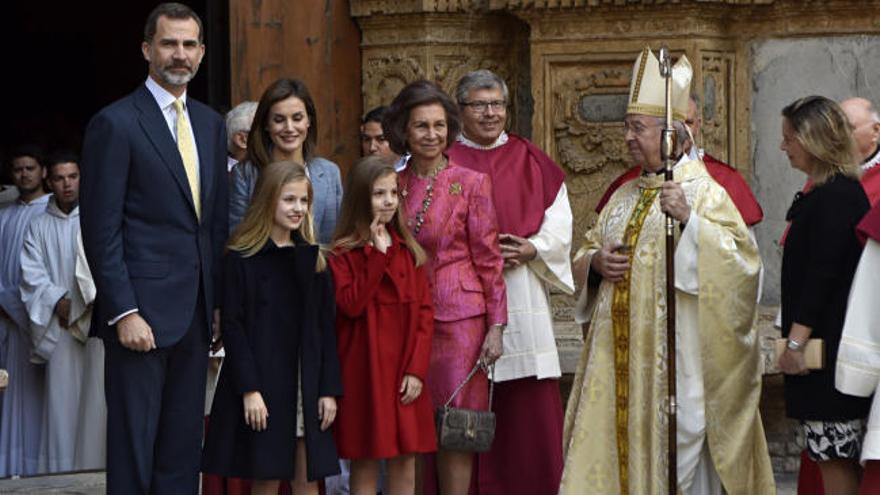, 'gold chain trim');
611,187,659,494
630,47,650,104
